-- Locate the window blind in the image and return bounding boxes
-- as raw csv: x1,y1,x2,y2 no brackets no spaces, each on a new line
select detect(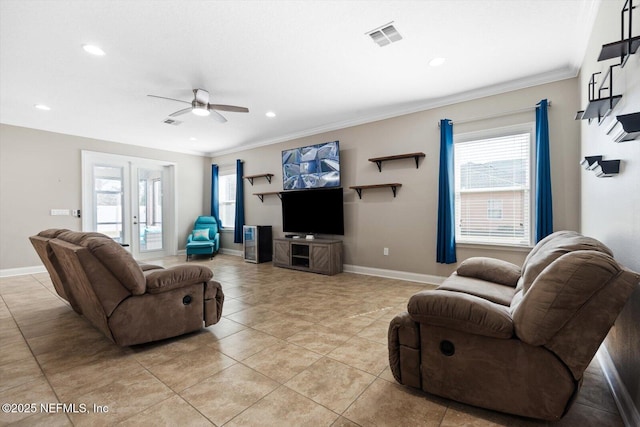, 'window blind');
454,132,531,246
